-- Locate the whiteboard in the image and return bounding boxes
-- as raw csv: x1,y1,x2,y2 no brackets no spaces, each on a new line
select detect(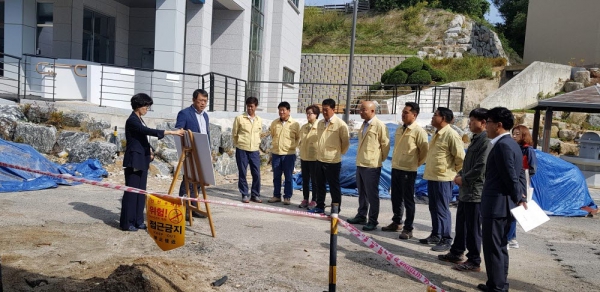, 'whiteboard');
174,132,216,186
